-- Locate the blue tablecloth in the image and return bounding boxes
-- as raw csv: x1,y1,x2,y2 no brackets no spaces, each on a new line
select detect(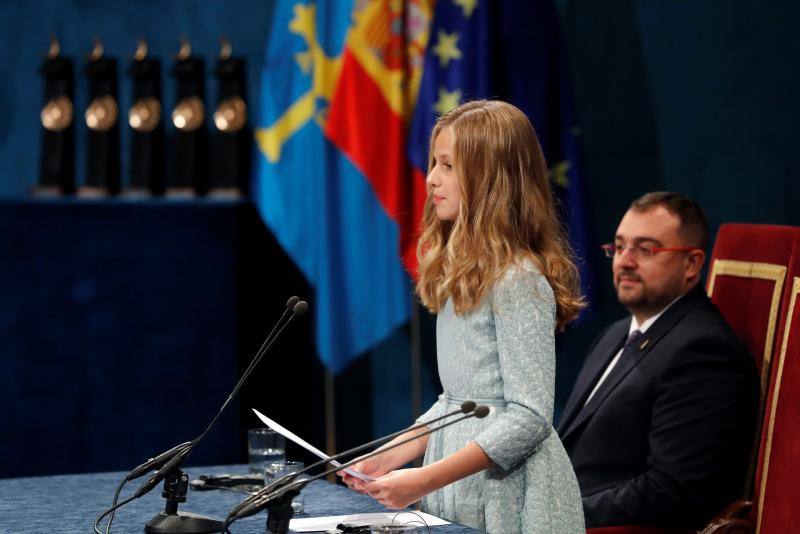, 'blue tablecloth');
0,465,483,533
